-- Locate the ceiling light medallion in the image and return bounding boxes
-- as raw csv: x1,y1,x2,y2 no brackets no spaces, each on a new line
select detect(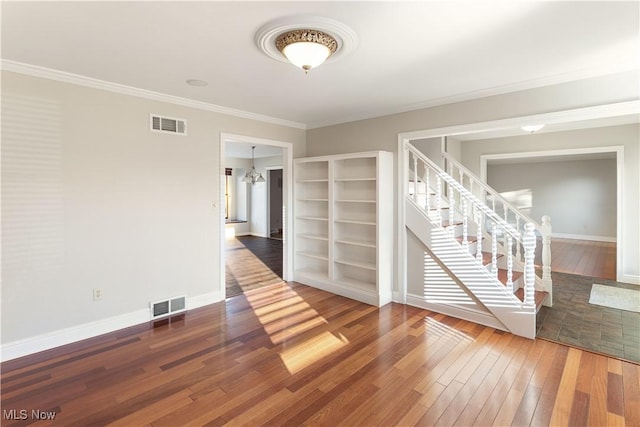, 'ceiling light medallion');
276,29,337,73
255,16,358,74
